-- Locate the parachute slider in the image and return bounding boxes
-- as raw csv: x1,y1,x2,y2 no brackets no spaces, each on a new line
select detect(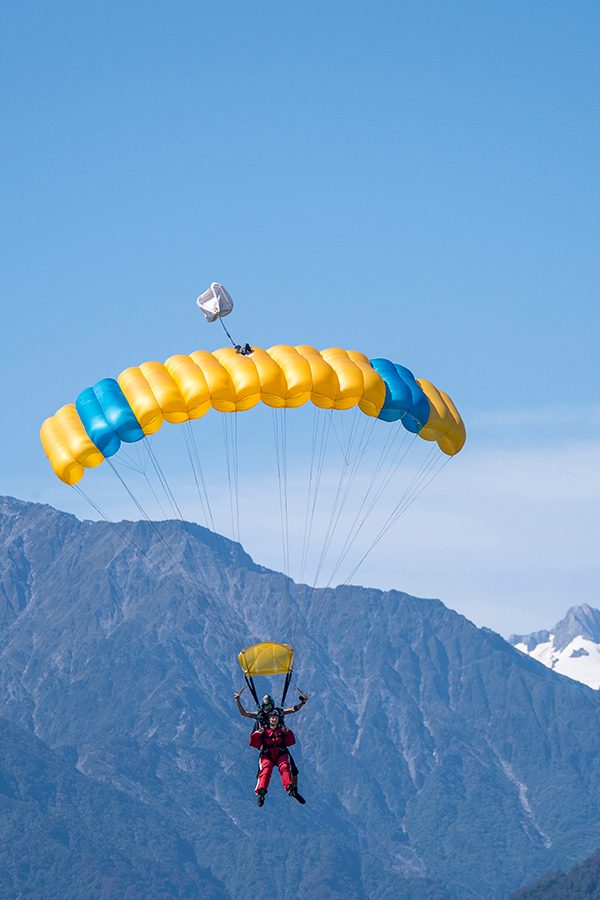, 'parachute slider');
238,642,295,708
238,642,294,677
